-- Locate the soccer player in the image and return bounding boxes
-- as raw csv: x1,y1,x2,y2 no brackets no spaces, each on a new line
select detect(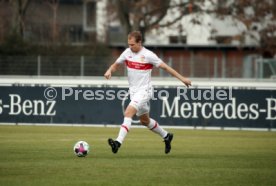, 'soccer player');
104,31,191,154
